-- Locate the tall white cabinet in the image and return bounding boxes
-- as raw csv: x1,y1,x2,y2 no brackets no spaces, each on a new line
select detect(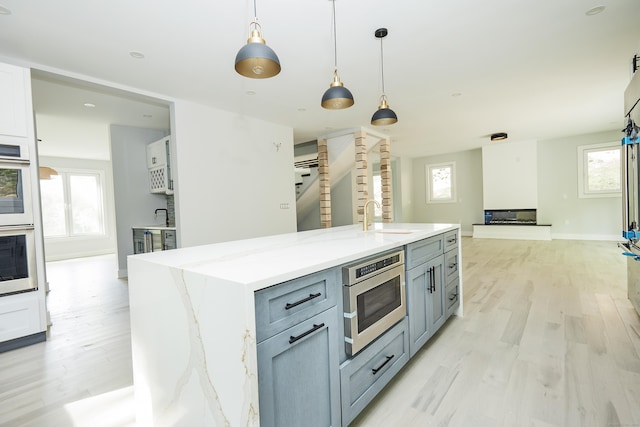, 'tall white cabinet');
0,62,48,351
